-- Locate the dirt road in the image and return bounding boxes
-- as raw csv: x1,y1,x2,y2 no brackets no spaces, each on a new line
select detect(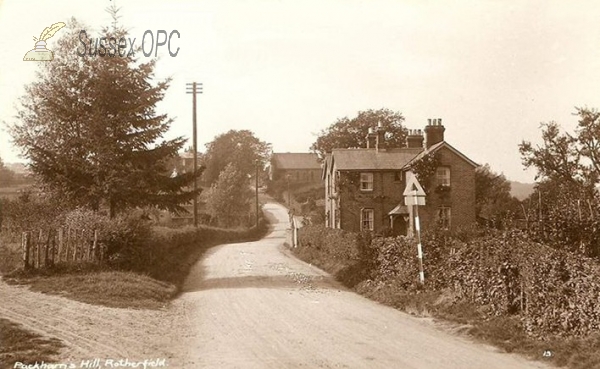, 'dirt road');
180,200,549,369
0,199,550,368
0,281,187,365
